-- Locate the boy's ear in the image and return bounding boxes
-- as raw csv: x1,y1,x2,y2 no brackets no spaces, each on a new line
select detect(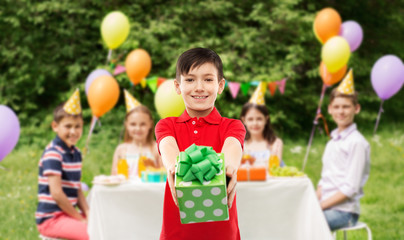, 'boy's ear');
217,78,225,94
174,79,181,95
51,121,58,132
355,104,361,114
